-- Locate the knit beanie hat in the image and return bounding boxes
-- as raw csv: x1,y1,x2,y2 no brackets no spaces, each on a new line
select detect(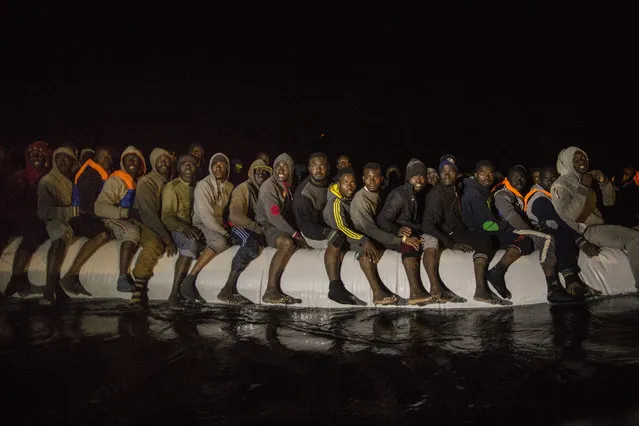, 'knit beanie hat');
438,154,459,172
405,158,427,180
